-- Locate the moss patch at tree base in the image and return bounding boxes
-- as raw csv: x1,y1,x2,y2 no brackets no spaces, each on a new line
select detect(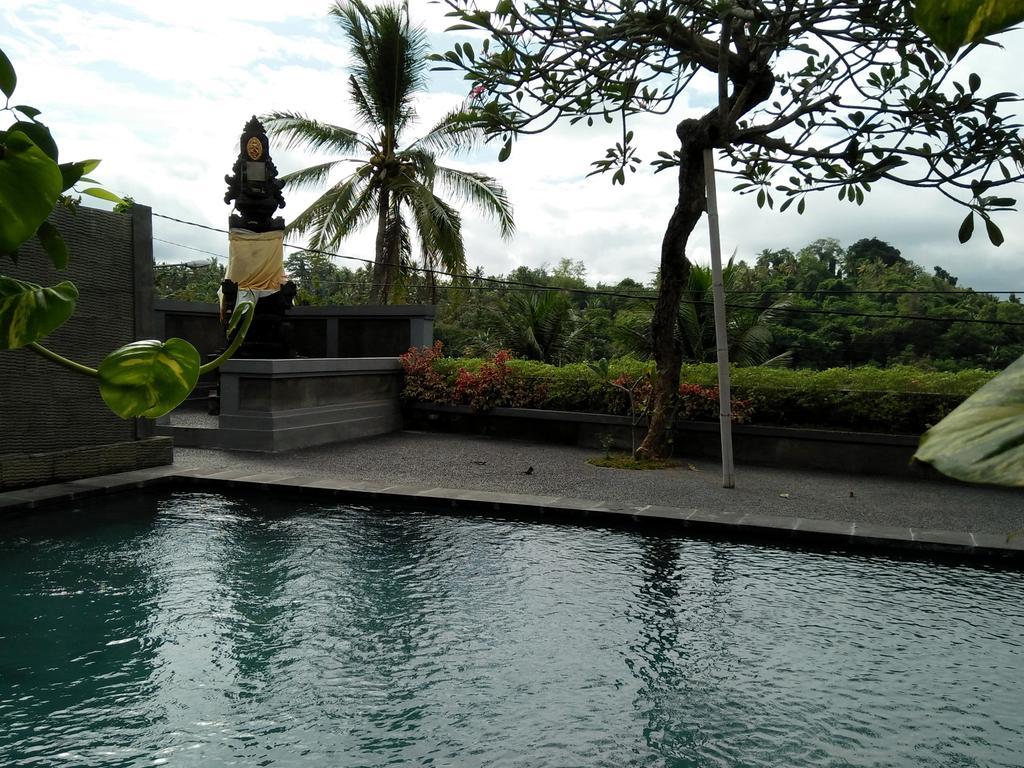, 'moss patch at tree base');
587,454,679,471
